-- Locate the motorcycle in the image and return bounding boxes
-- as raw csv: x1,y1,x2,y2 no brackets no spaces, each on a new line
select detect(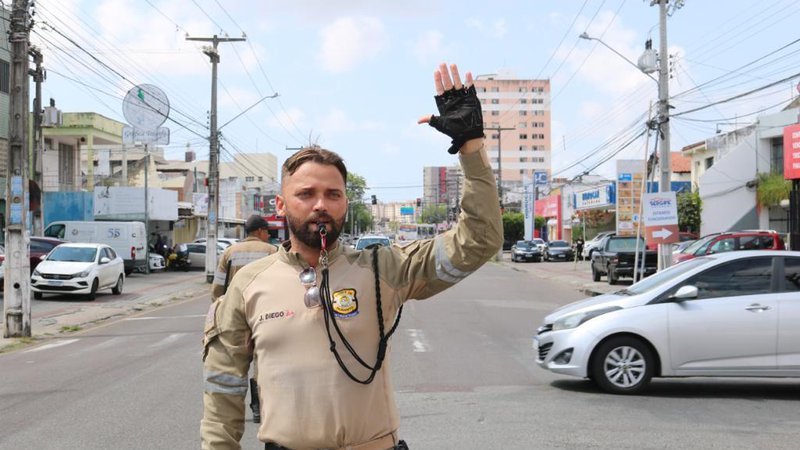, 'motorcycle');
166,244,192,272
